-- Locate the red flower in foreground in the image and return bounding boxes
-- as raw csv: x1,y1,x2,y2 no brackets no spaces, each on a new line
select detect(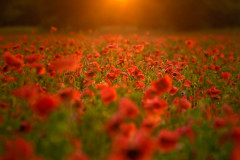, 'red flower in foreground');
105,114,123,136
67,151,89,160
109,130,154,160
151,75,172,95
141,117,160,133
157,130,180,153
1,138,33,160
32,96,58,116
4,52,23,70
118,98,139,119
101,86,117,105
